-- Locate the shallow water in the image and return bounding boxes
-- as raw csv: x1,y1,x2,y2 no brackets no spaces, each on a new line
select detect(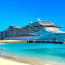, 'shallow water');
0,43,65,64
